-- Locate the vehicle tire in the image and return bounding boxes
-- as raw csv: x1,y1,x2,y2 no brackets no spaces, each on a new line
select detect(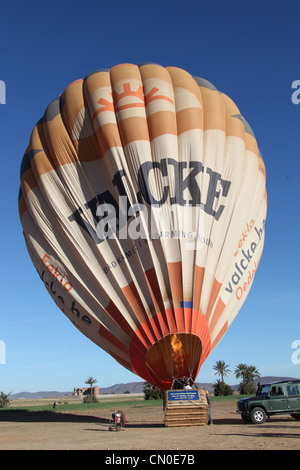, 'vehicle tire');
290,413,300,420
241,413,251,423
250,407,266,424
